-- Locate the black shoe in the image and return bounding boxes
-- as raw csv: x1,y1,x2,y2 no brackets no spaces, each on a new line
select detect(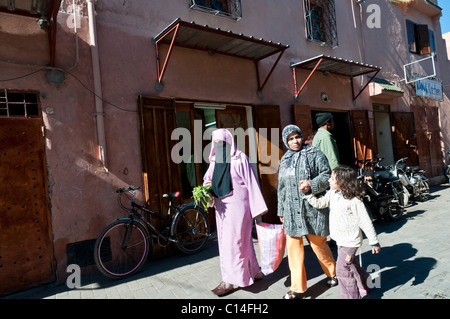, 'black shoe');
282,290,306,299
327,276,338,287
254,271,264,281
